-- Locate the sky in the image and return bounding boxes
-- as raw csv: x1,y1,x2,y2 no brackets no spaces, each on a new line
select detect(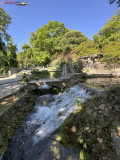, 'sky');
0,0,118,52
